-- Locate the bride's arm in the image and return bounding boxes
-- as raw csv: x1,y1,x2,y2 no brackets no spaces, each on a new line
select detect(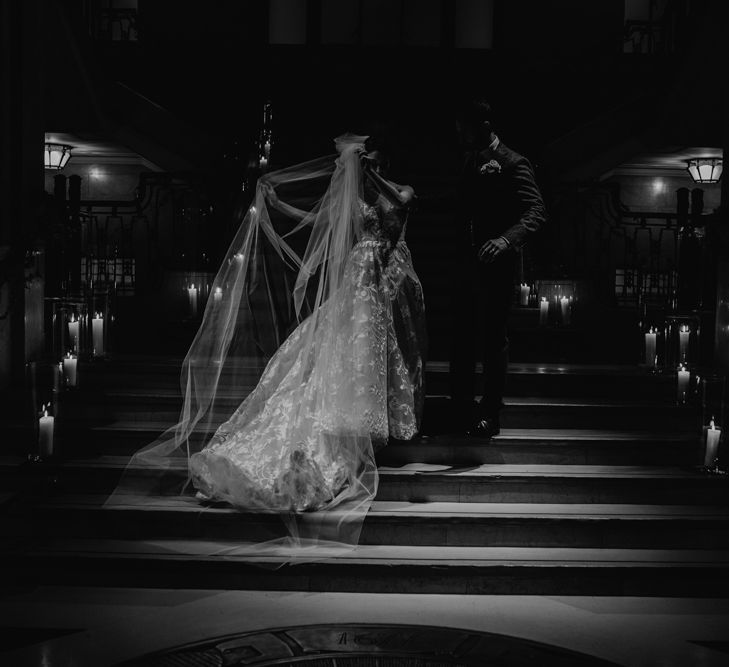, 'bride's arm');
362,162,415,207
260,181,311,222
